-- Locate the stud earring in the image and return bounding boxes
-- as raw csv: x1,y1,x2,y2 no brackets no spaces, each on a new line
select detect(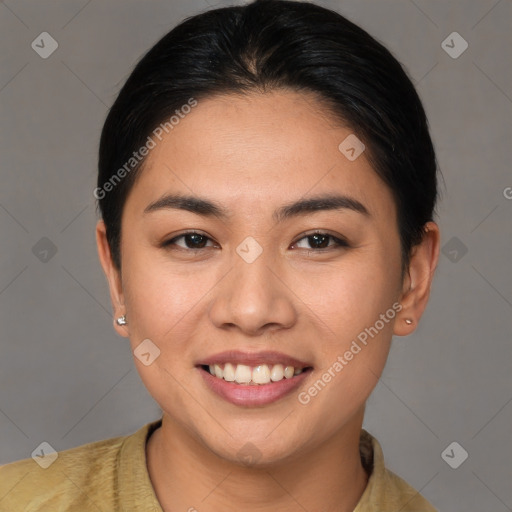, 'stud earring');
116,315,127,326
404,318,413,325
